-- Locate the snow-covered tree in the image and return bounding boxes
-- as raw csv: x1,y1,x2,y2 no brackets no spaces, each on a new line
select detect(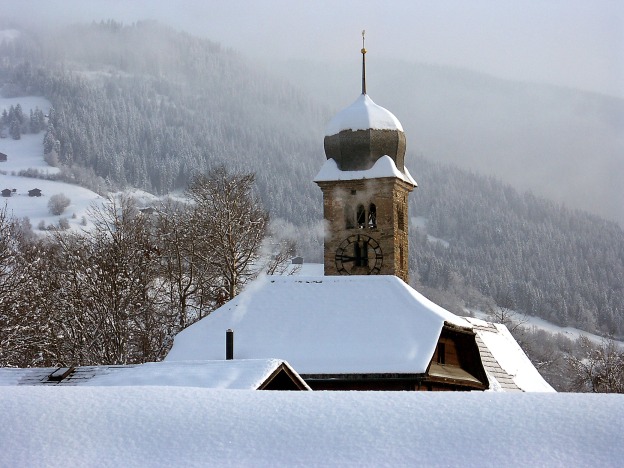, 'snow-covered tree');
36,195,168,365
155,199,214,329
567,337,624,393
186,167,268,301
9,119,20,140
48,193,71,215
0,207,51,367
